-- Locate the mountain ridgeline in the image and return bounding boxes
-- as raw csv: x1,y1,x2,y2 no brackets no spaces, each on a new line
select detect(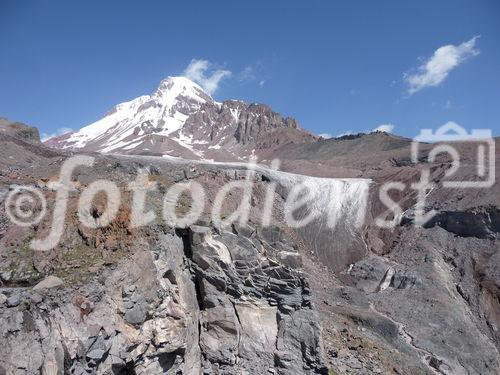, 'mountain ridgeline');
45,77,318,161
